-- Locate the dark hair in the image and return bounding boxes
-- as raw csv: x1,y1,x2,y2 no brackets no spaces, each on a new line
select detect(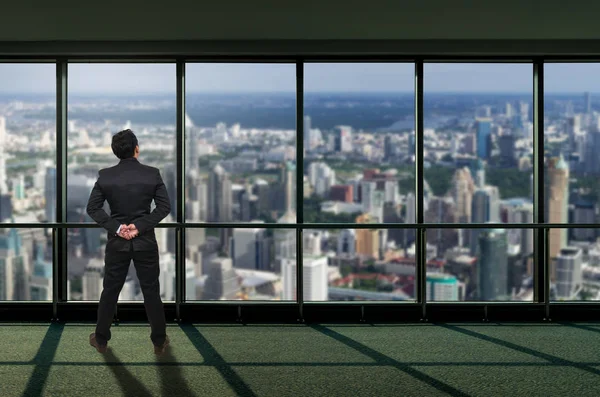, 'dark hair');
111,129,138,159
